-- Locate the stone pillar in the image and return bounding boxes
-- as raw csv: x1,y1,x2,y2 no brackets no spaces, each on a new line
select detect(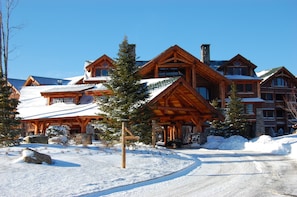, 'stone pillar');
256,108,265,137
